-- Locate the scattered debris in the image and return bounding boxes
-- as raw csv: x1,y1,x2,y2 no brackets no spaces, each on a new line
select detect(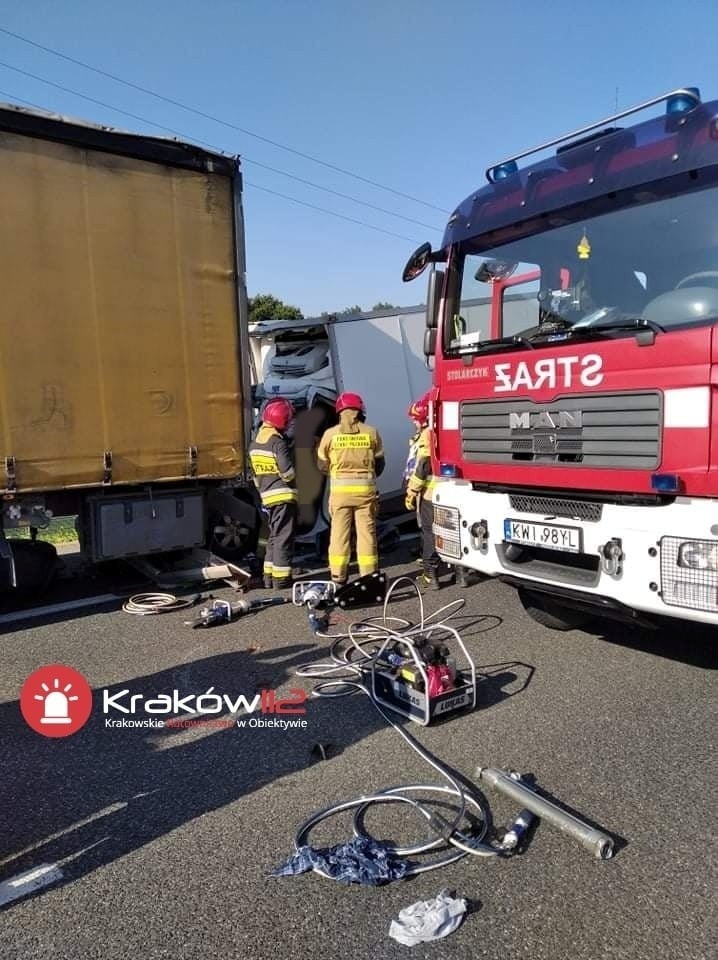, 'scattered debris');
272,837,408,886
388,889,467,946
